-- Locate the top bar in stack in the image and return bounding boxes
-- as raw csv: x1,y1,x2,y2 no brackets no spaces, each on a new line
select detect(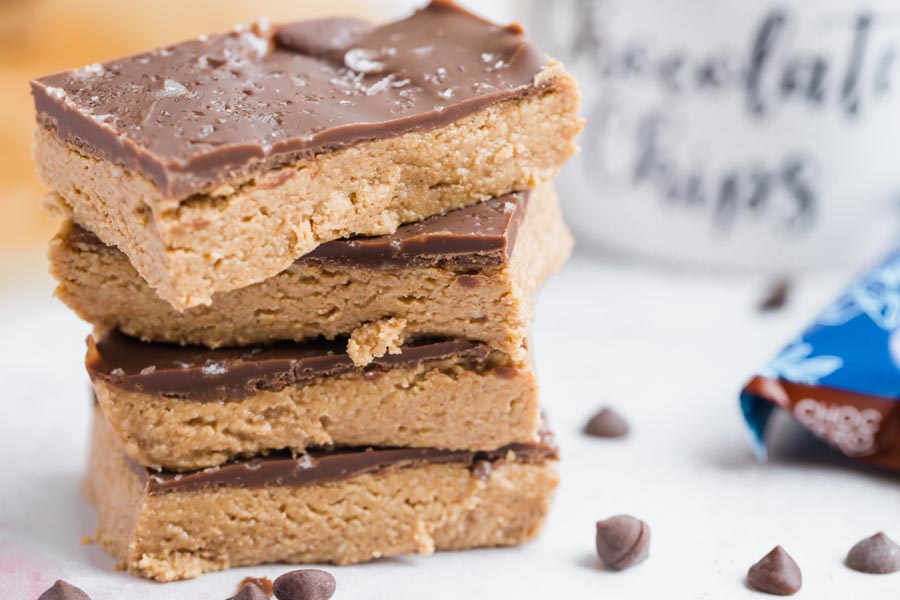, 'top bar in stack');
31,1,582,309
